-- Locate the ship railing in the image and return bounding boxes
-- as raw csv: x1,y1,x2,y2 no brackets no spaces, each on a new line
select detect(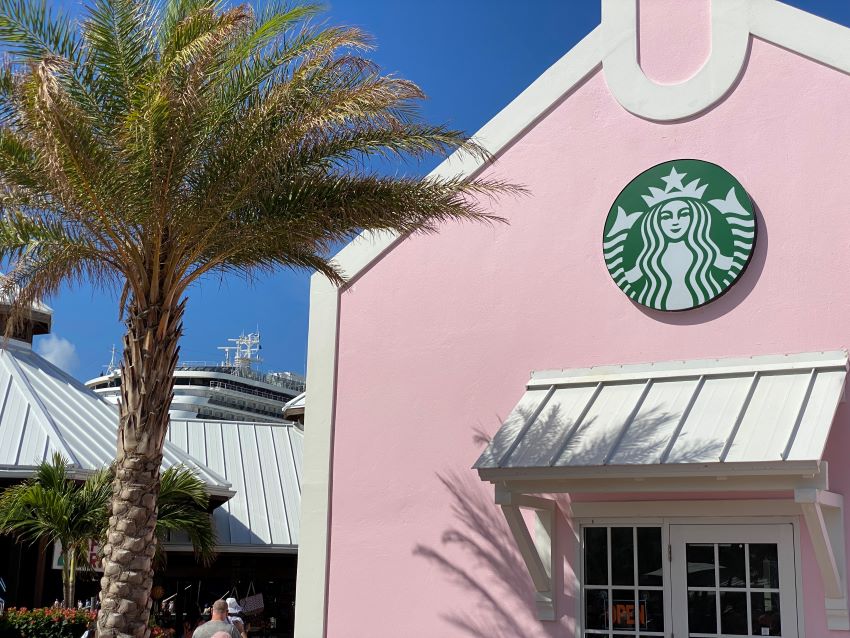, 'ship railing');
208,380,298,401
175,363,306,392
